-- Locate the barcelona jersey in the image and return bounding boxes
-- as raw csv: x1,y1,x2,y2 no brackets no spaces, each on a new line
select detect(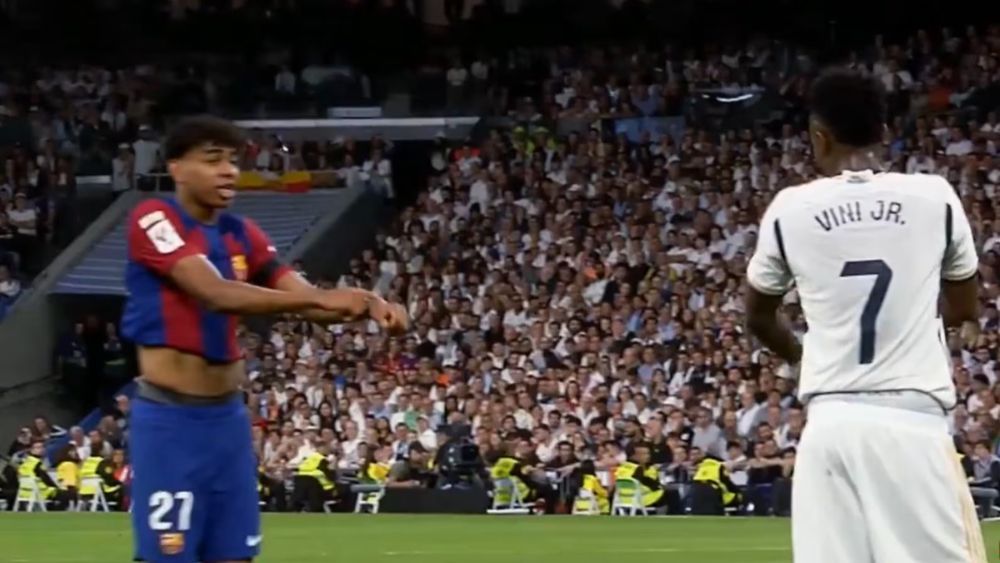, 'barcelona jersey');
121,197,291,362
